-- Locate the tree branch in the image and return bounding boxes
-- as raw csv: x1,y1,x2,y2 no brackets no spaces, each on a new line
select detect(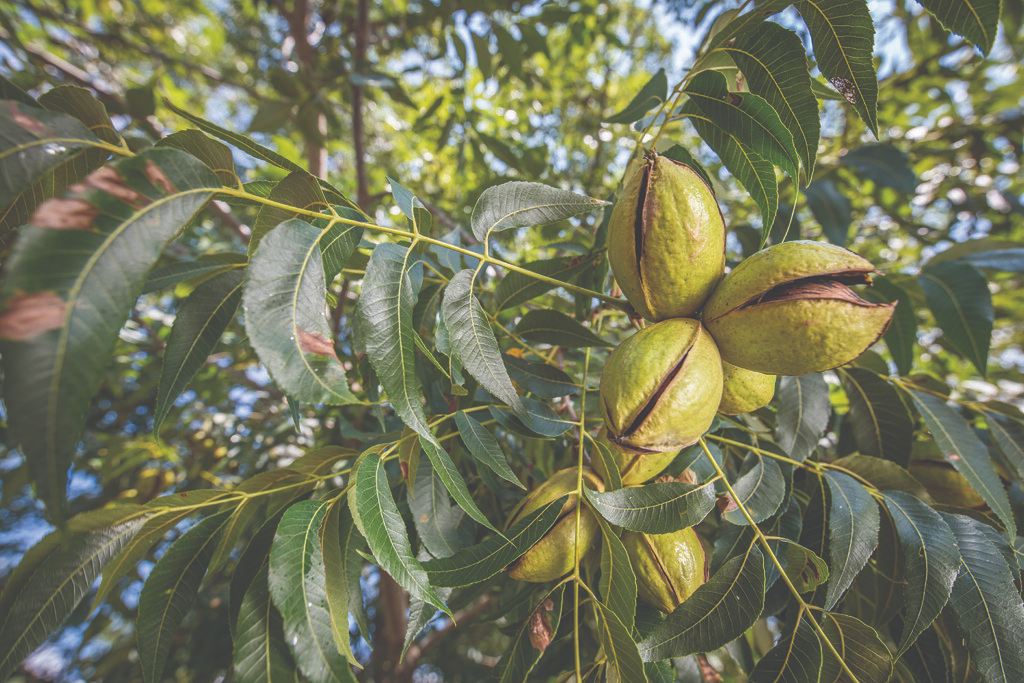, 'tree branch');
351,0,371,208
